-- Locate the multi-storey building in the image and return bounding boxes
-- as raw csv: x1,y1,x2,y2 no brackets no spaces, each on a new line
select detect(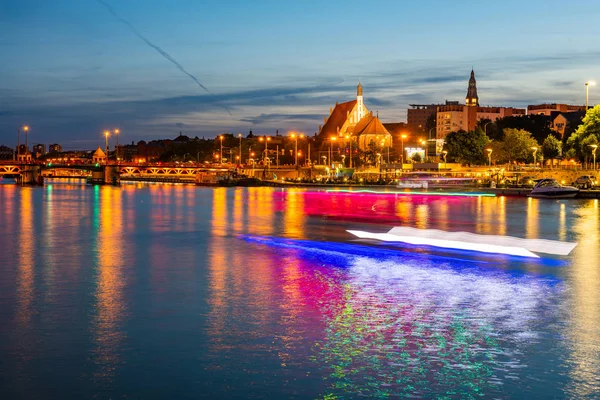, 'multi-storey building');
33,144,46,158
435,70,526,140
527,103,587,116
49,144,63,153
